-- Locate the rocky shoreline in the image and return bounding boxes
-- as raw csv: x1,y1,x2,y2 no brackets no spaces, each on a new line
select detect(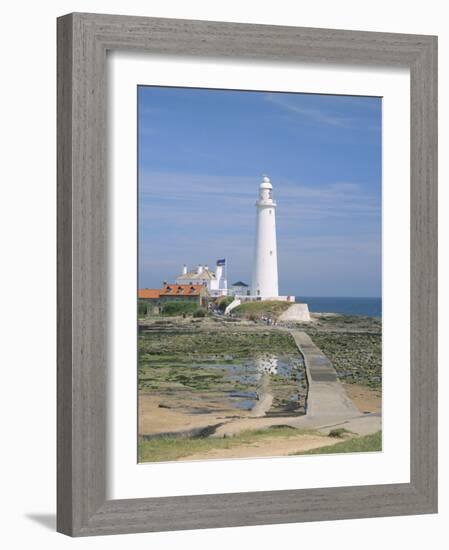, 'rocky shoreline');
138,313,381,461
